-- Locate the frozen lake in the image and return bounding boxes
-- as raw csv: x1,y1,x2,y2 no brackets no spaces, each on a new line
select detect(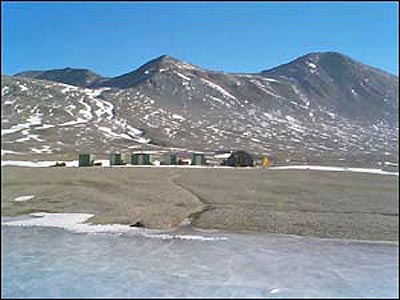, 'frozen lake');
2,219,398,298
